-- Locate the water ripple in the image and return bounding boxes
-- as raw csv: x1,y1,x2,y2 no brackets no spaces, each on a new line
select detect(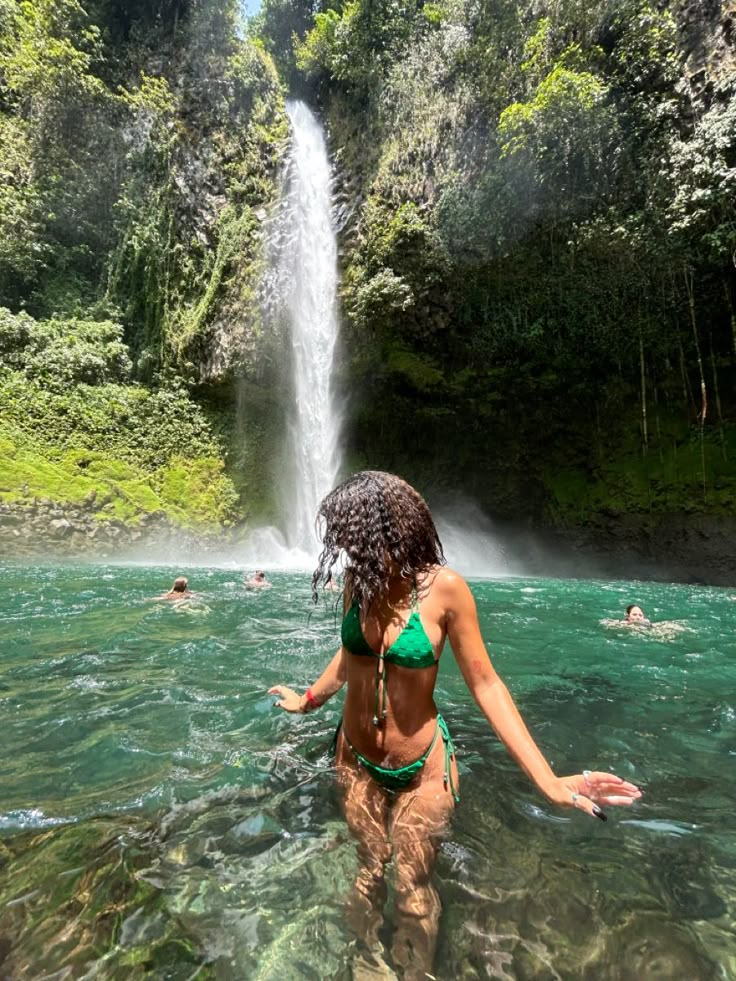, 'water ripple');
0,564,733,978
